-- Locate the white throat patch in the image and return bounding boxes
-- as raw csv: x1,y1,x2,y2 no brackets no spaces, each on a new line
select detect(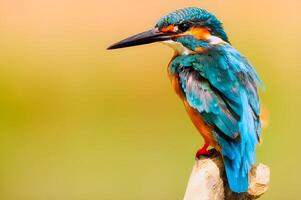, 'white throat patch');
162,40,194,55
162,36,225,56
